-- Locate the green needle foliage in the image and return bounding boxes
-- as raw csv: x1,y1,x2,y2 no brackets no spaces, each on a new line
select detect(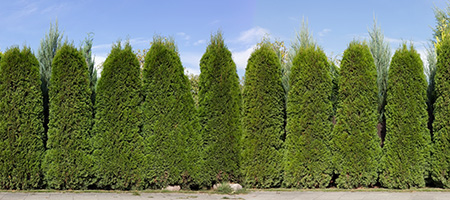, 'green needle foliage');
284,44,333,188
93,42,144,190
431,36,450,188
37,21,64,137
198,31,242,186
142,36,201,189
0,47,45,189
80,33,98,105
380,44,430,189
331,41,381,189
42,44,94,189
241,42,284,188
